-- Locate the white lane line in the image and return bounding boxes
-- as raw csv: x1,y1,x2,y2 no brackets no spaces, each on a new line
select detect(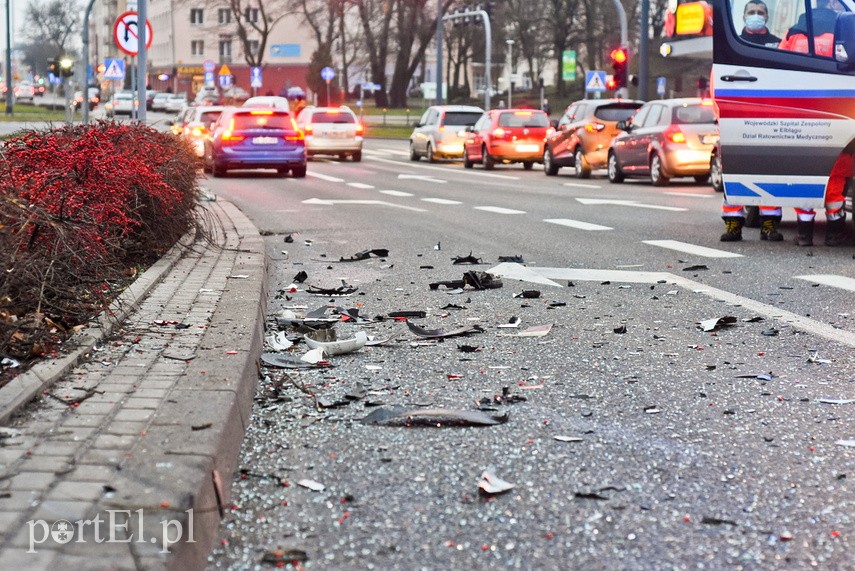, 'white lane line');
576,198,688,212
302,198,426,212
366,156,519,179
422,198,463,205
474,206,526,214
376,148,411,156
399,174,446,184
663,191,715,198
306,172,345,183
488,263,855,348
379,190,414,197
563,182,602,189
347,182,375,189
643,240,743,258
544,218,612,231
796,275,855,292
